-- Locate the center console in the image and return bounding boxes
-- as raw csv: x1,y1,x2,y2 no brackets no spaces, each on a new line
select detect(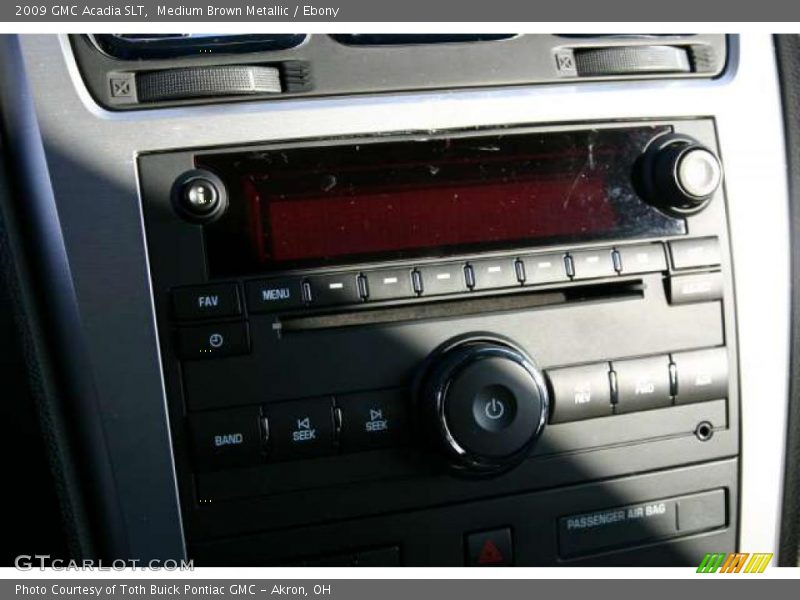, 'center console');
139,118,738,566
